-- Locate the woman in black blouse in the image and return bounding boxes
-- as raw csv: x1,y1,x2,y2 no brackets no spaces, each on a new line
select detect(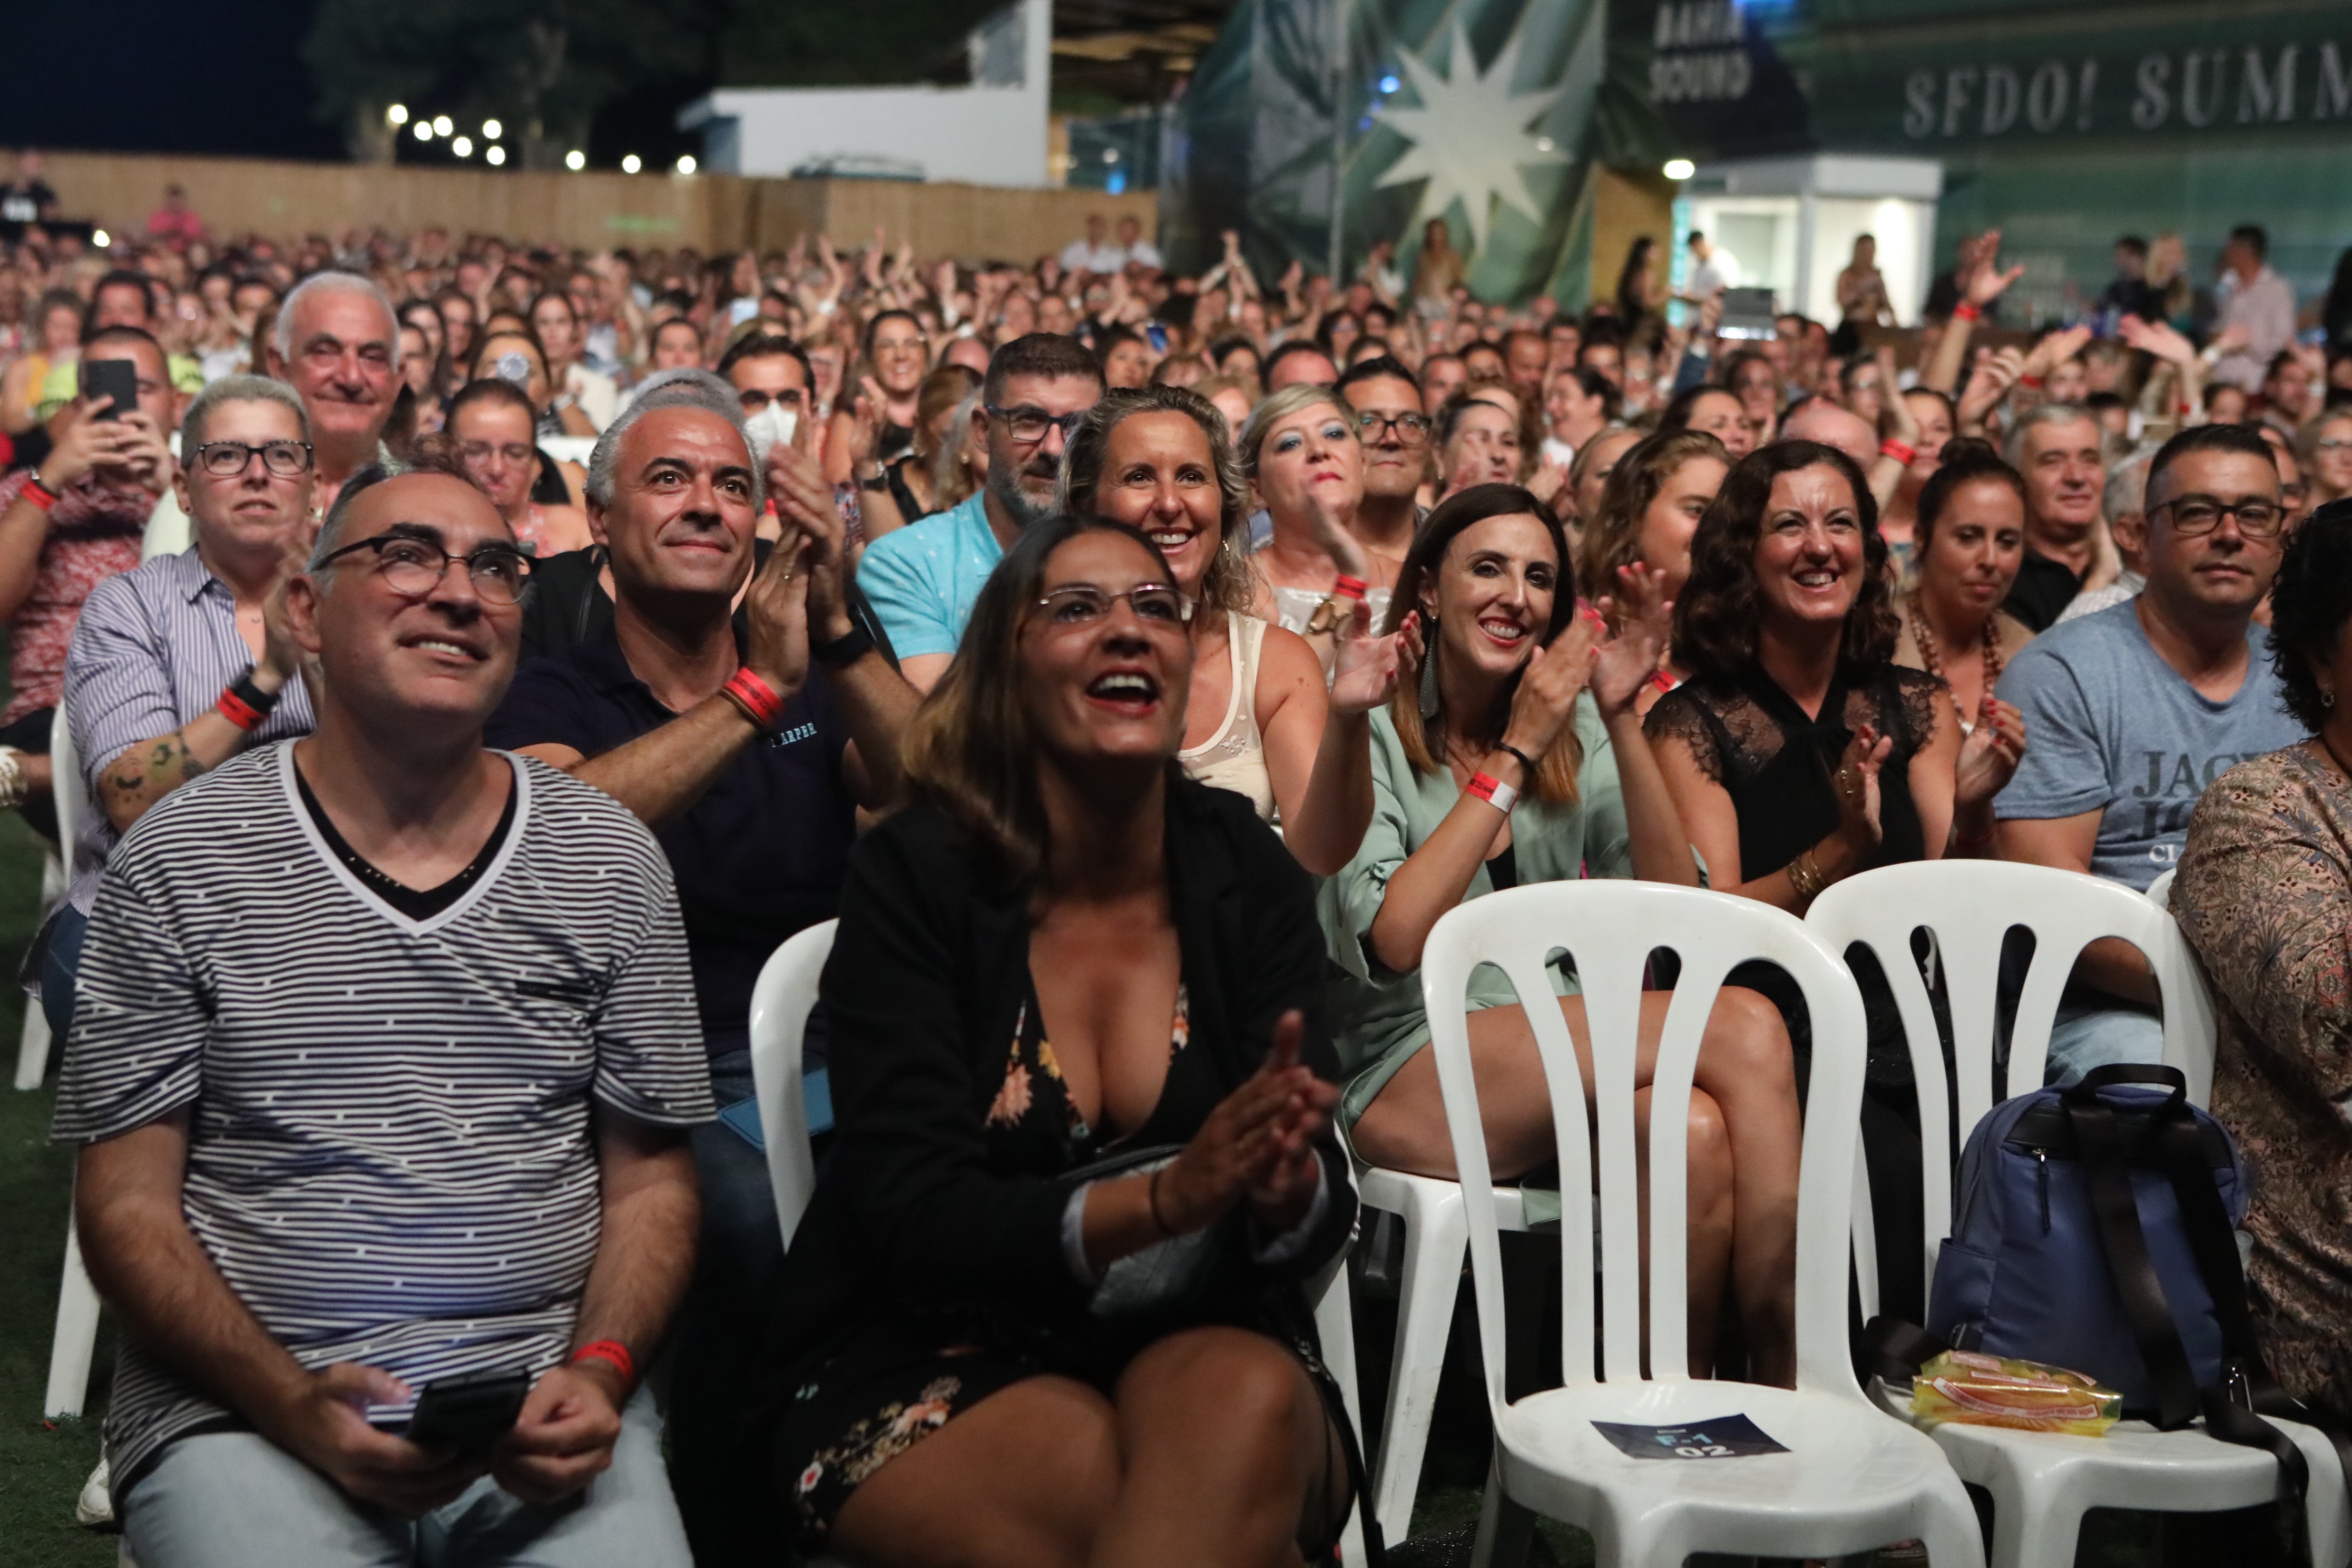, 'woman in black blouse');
1644,440,2024,1319
752,513,1357,1565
